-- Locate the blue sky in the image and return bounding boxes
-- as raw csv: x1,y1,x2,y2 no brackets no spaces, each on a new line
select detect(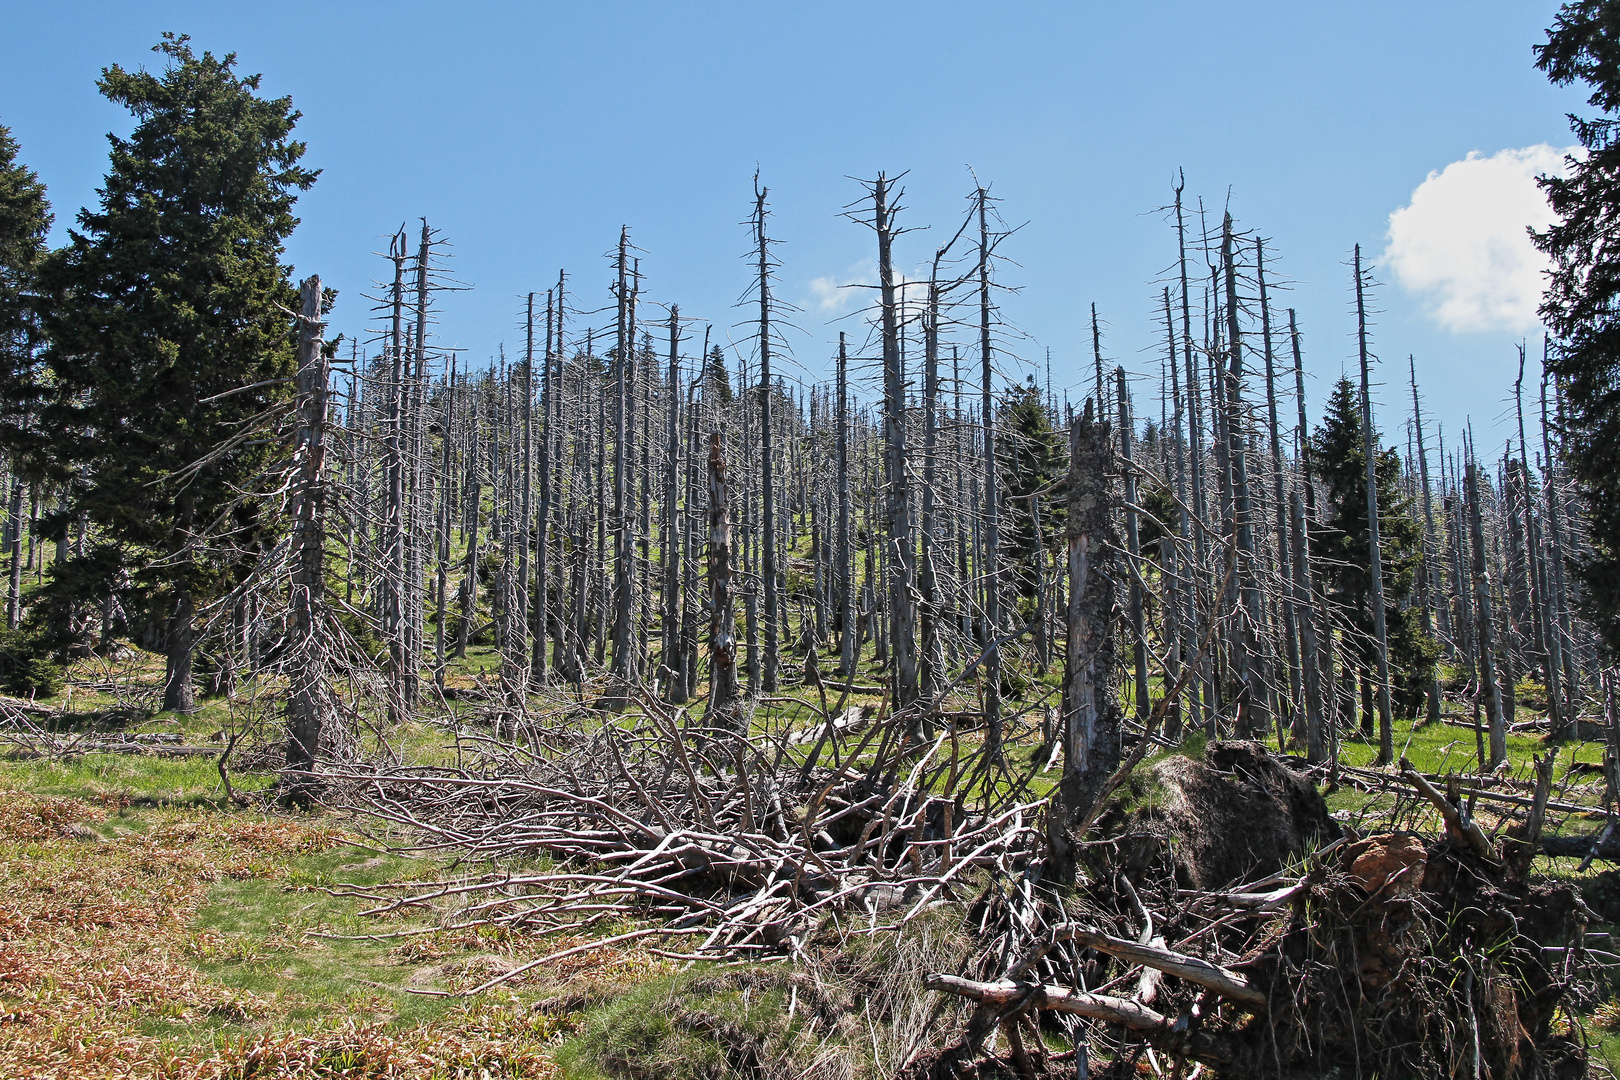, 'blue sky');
0,1,1589,454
